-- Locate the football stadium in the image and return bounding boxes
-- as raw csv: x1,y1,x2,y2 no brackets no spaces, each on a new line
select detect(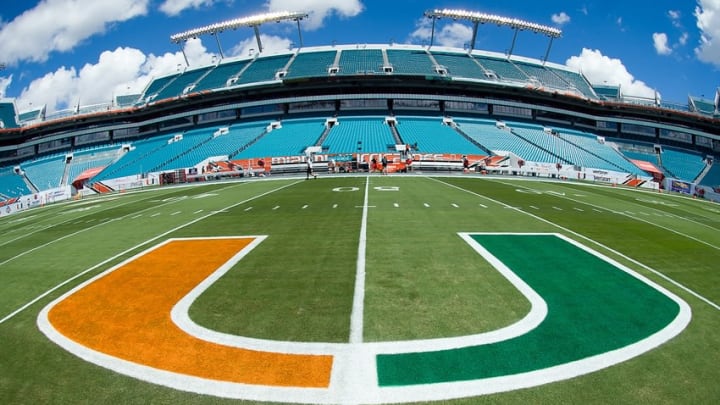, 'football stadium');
1,8,719,405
